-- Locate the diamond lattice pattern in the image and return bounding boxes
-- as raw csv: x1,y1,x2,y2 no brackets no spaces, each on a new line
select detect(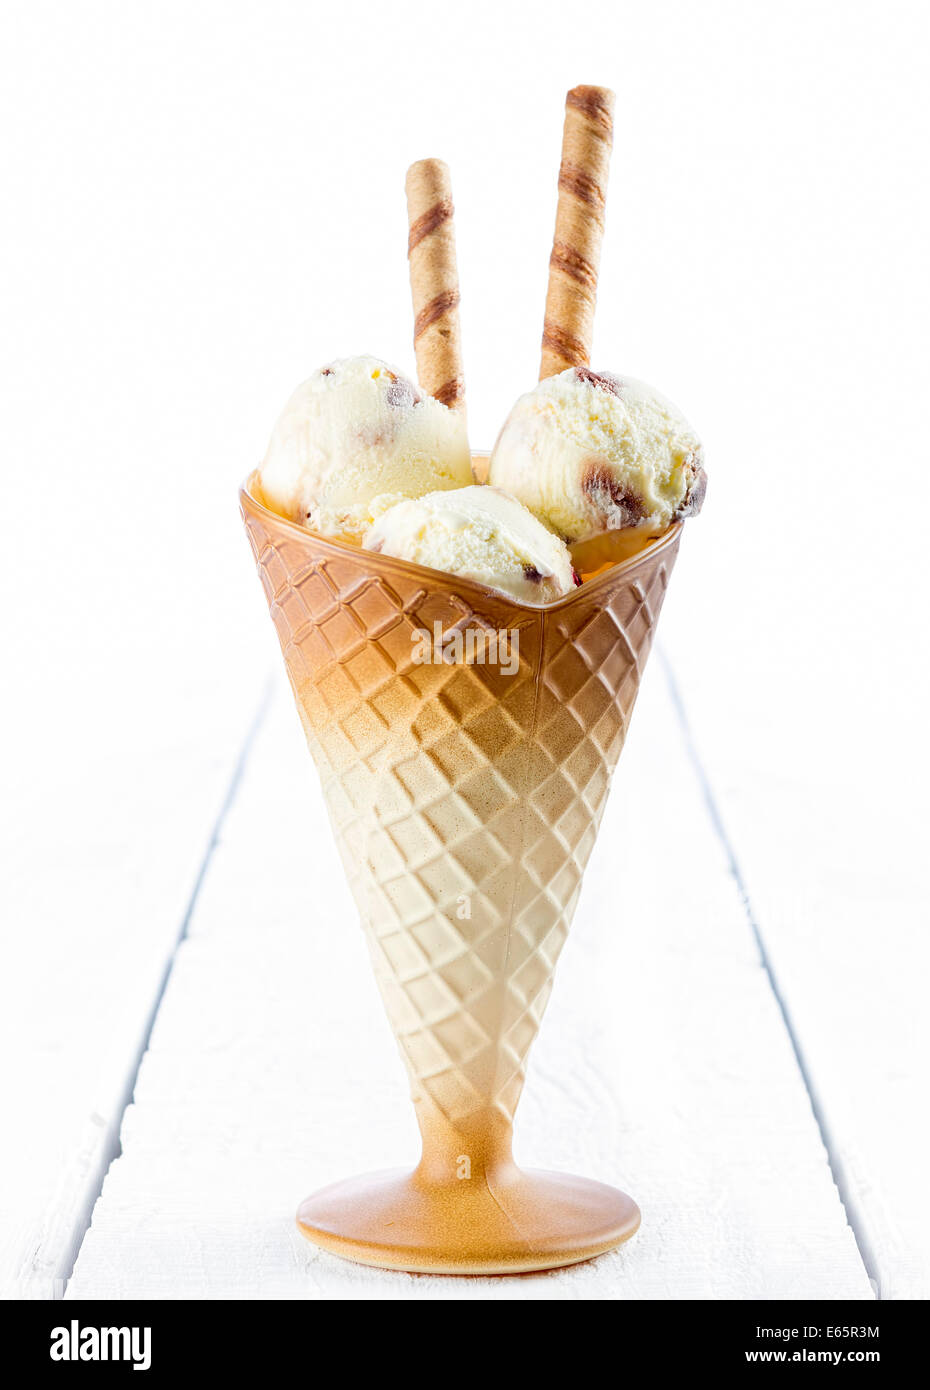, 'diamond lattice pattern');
244,509,677,1126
